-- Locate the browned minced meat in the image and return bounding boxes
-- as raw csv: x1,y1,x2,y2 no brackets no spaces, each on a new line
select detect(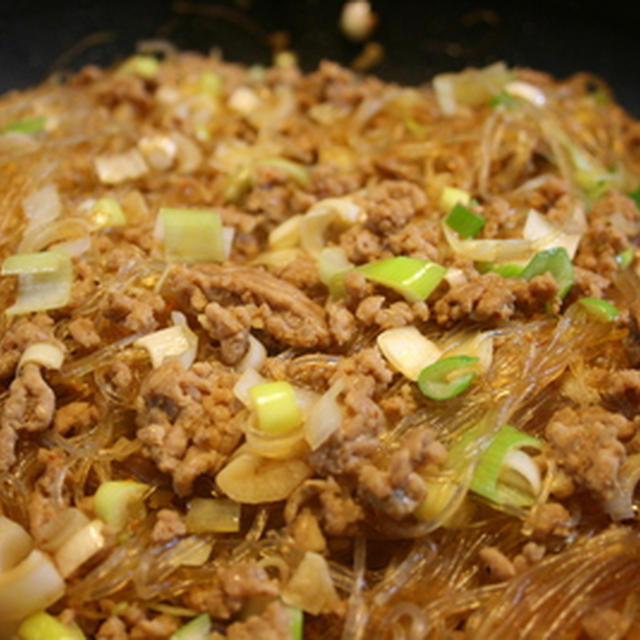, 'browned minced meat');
93,74,155,112
96,615,128,640
274,253,322,295
102,289,167,333
524,502,572,536
433,272,559,326
326,302,358,346
184,563,278,619
136,360,242,496
67,317,102,349
151,508,187,543
129,614,180,640
203,301,250,365
0,313,61,381
355,296,429,330
212,601,294,640
386,221,441,262
0,363,55,472
581,608,631,640
546,406,629,501
163,263,330,349
54,401,99,435
362,180,428,235
285,477,364,536
479,546,516,581
339,225,383,263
